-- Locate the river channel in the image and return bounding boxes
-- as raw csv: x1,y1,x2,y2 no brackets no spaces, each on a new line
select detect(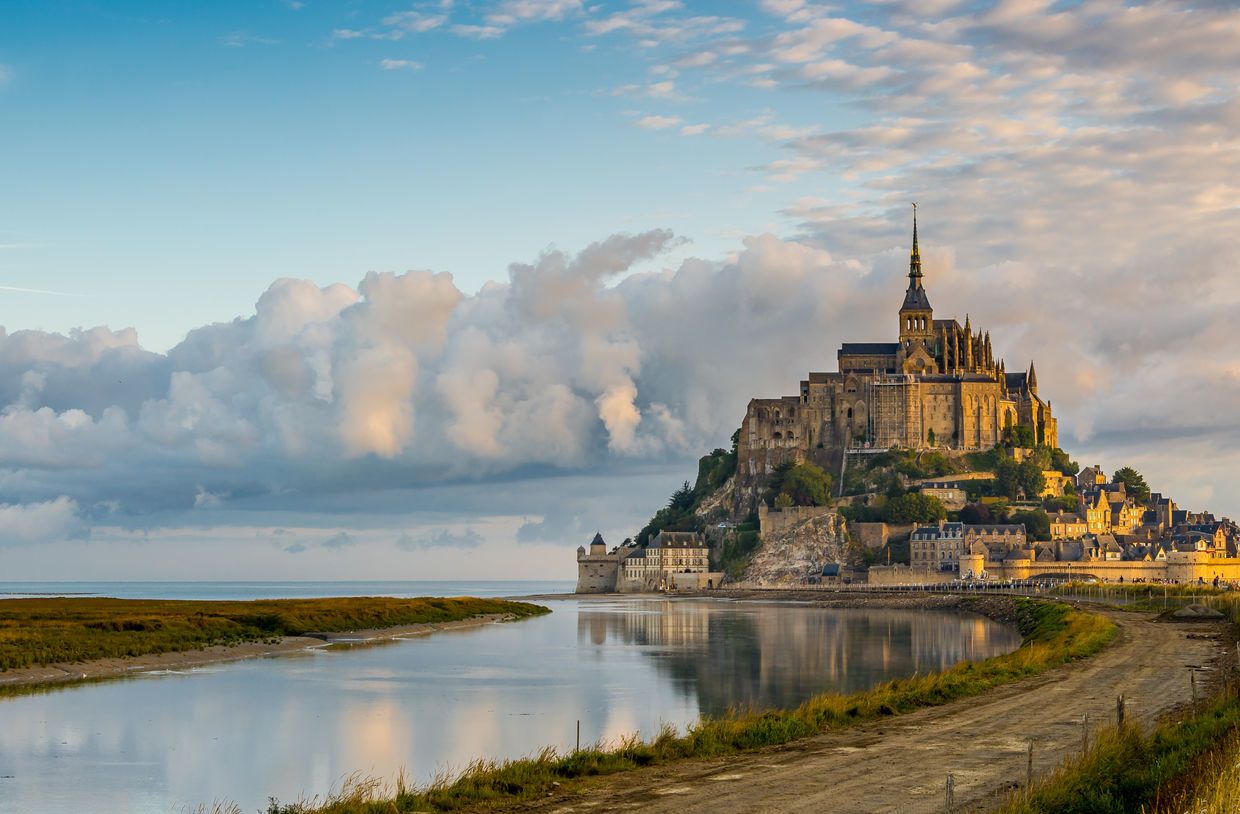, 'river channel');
0,597,1020,813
